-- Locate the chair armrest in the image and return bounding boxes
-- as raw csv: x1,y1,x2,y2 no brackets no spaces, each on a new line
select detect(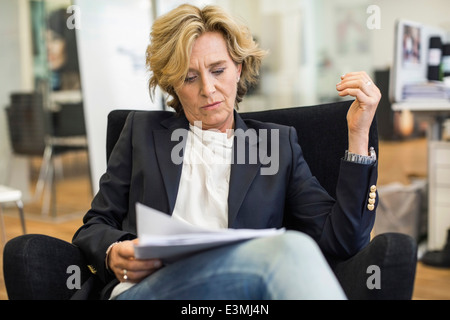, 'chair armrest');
332,232,418,300
3,234,94,300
